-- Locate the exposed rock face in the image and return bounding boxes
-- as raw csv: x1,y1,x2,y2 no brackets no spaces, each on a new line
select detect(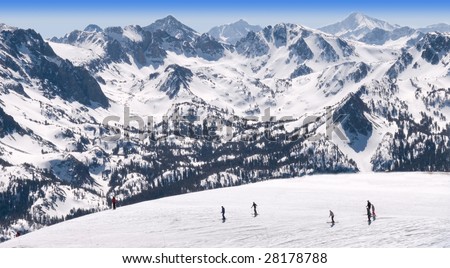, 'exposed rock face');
416,33,450,65
289,38,314,62
333,93,373,152
1,28,109,107
236,31,270,57
159,64,193,99
0,107,26,138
